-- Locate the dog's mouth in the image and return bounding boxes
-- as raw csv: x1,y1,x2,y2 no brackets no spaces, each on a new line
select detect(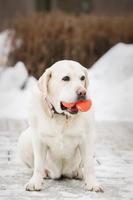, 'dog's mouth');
60,99,92,115
60,102,78,114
